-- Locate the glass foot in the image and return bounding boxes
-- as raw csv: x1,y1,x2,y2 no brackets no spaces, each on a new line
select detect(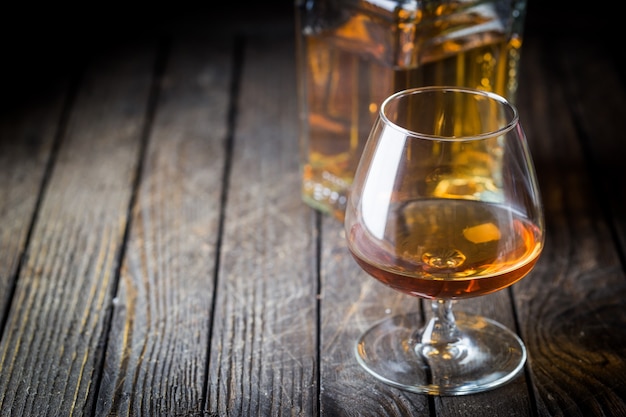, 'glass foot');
355,311,526,395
